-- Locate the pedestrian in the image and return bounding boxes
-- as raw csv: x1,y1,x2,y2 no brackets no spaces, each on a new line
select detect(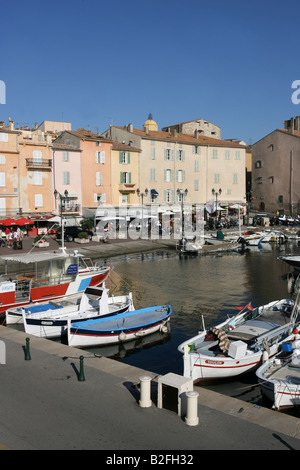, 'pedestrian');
8,229,13,248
